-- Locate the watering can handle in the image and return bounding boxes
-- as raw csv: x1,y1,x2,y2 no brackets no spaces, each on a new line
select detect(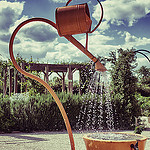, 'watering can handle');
130,140,139,150
66,0,103,34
